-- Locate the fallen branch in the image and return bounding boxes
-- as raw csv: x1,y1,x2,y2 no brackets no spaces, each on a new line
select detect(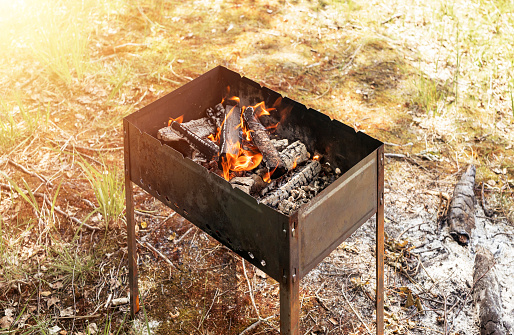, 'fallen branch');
448,165,476,245
242,259,260,319
472,246,507,335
